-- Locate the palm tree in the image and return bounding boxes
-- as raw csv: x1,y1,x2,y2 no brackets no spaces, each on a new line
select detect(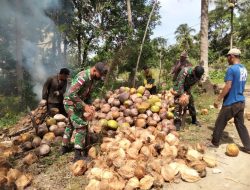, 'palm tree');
174,24,195,50
200,0,209,81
